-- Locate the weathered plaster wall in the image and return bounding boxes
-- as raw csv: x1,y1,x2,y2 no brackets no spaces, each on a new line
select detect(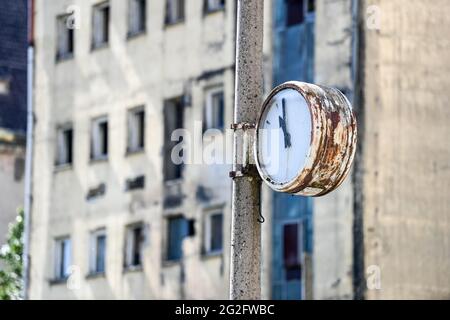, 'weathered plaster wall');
362,0,450,299
313,0,355,300
30,0,236,299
